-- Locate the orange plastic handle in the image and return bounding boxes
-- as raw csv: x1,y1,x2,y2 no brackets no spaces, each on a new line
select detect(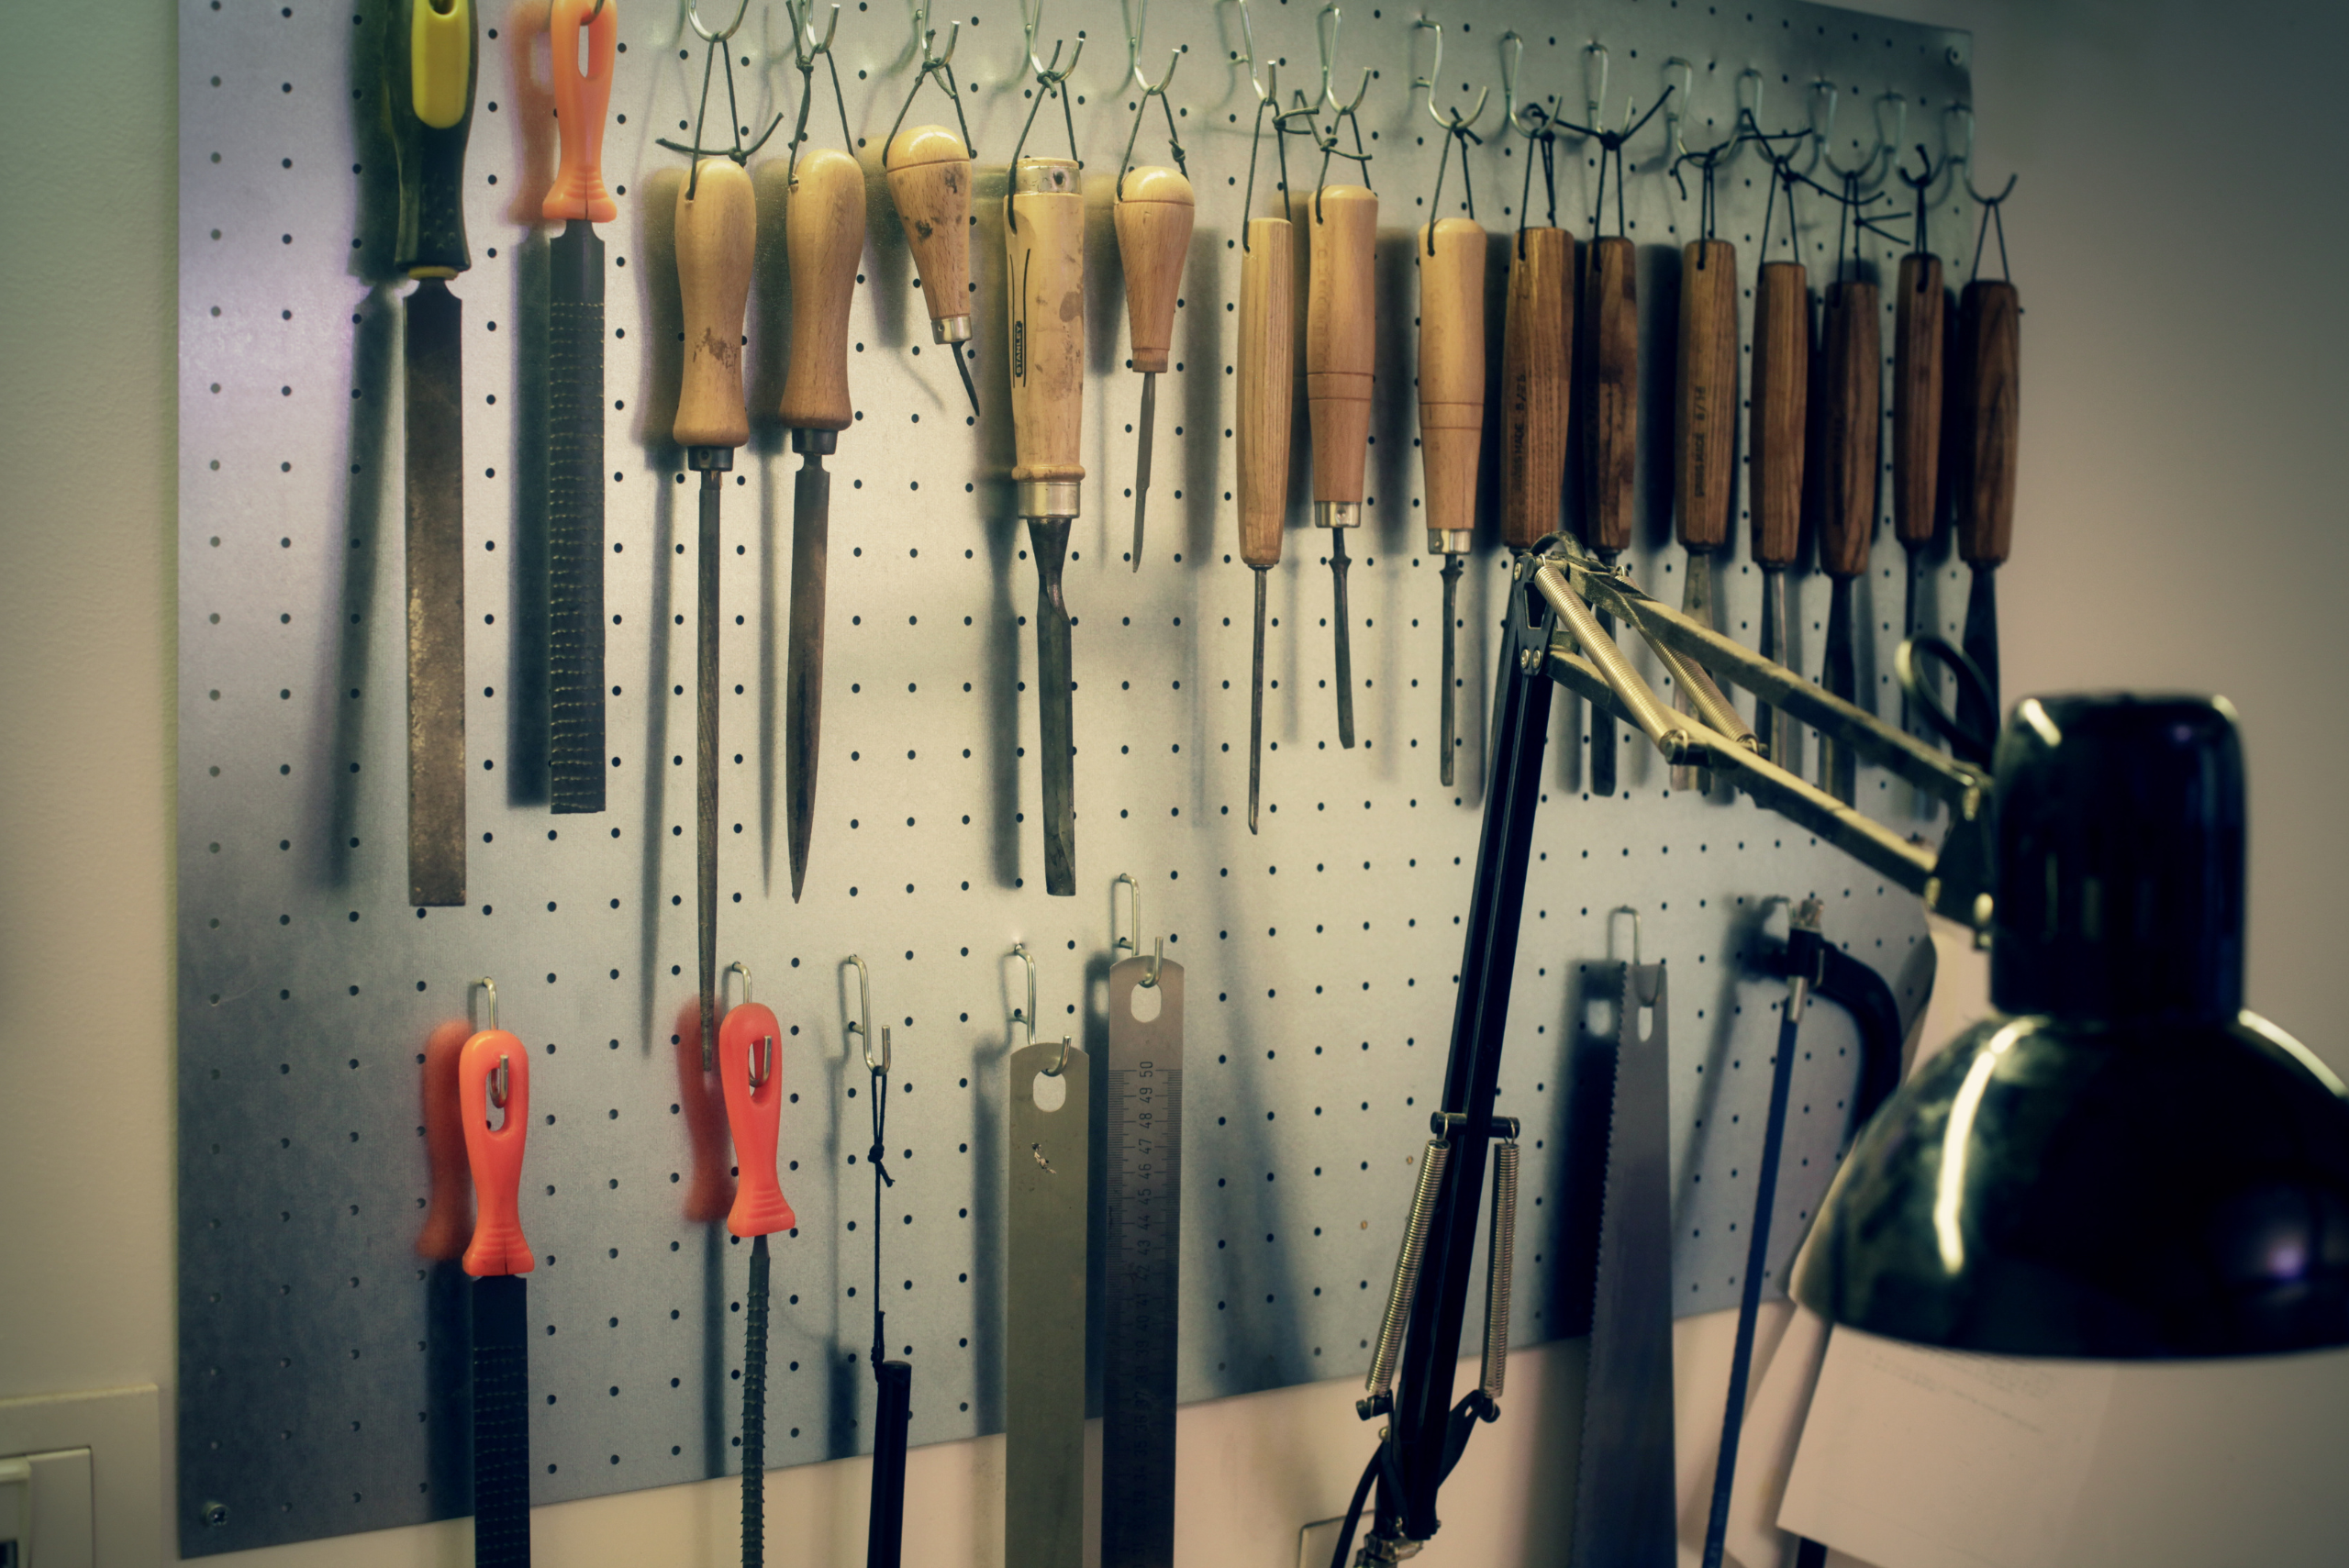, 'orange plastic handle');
673,997,737,1223
459,1028,534,1276
542,0,617,223
417,1018,475,1260
718,1001,797,1238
